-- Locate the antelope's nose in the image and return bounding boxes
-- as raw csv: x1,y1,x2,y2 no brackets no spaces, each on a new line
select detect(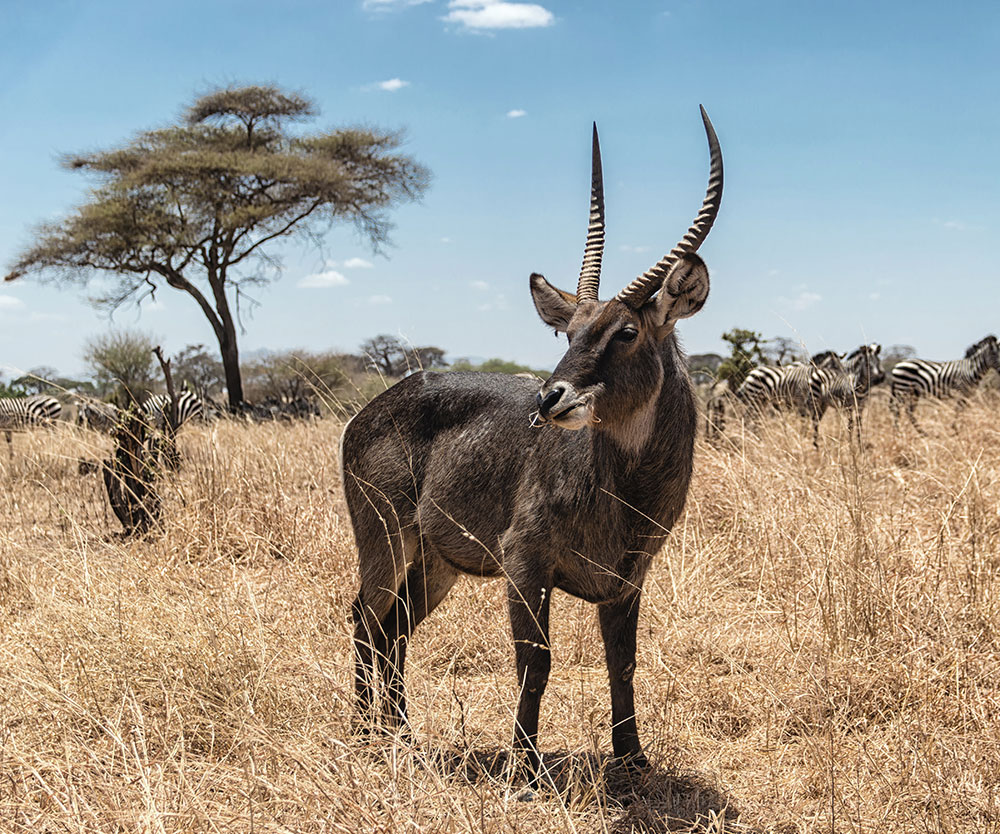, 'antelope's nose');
537,385,566,419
